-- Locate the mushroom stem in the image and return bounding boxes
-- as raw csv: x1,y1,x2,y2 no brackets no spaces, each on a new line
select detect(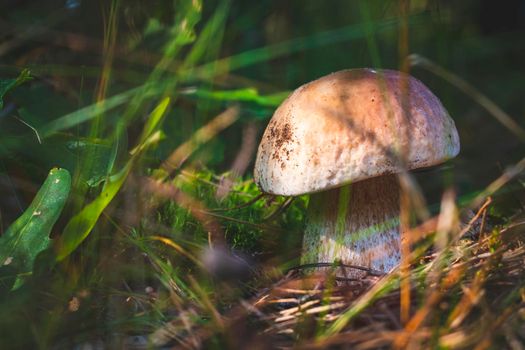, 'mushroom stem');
302,174,400,277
